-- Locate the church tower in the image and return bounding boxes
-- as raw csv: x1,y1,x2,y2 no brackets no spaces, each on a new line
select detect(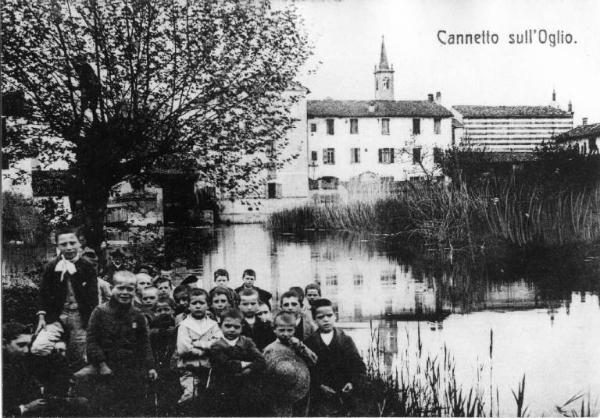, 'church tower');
374,36,394,100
